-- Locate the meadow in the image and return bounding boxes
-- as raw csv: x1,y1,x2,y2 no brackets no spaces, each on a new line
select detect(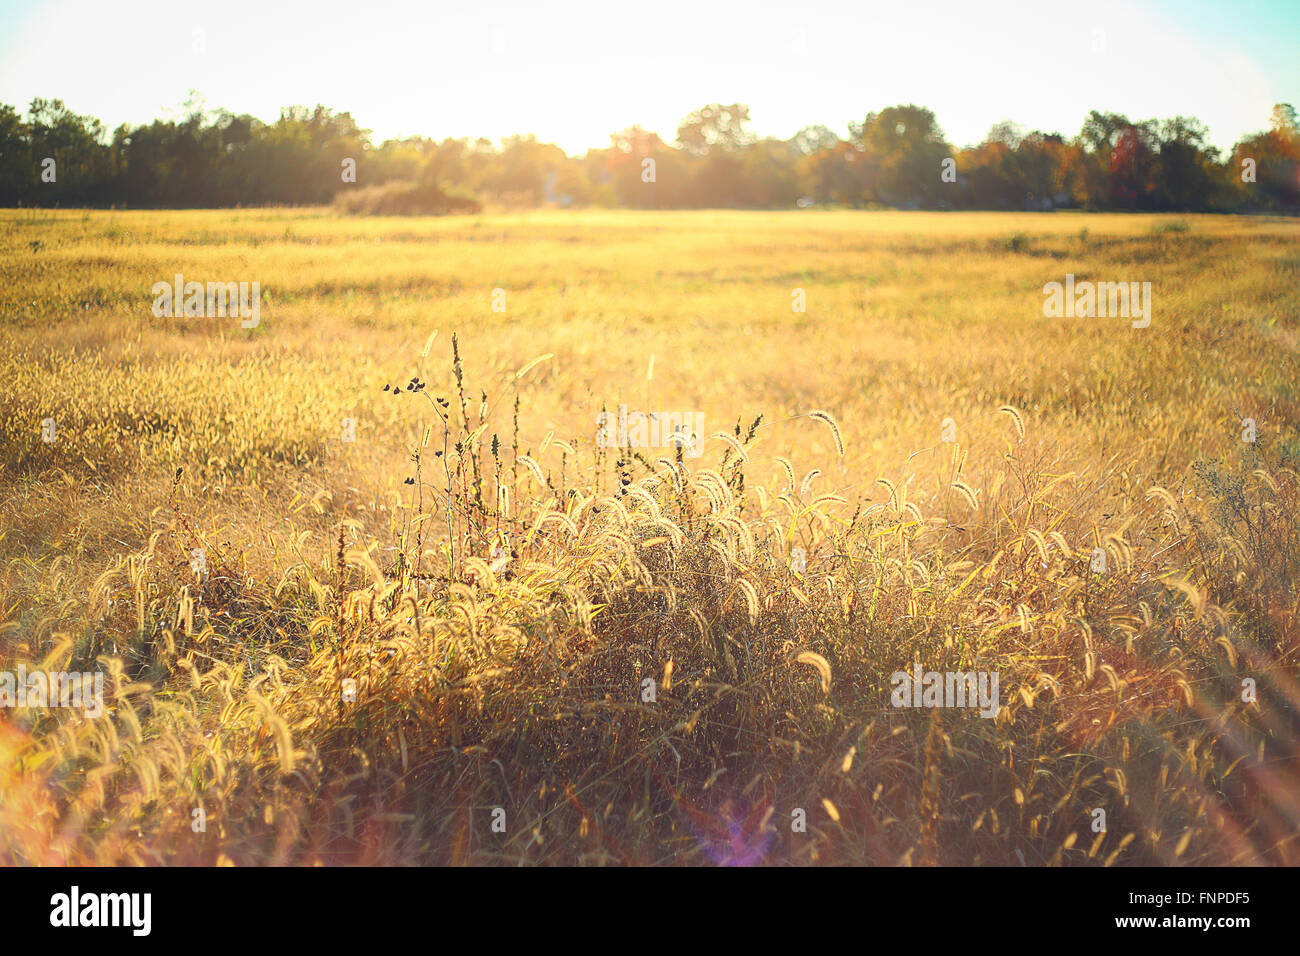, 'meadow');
1,207,1298,865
